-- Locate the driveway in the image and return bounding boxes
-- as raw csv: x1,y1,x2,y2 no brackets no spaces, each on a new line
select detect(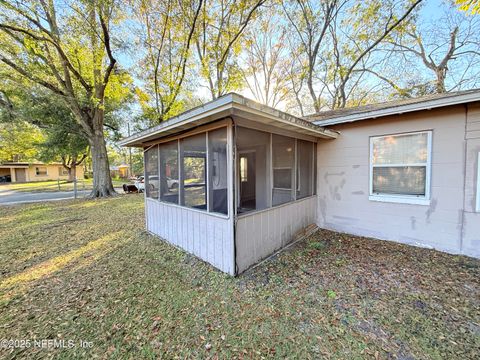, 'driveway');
0,187,123,205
